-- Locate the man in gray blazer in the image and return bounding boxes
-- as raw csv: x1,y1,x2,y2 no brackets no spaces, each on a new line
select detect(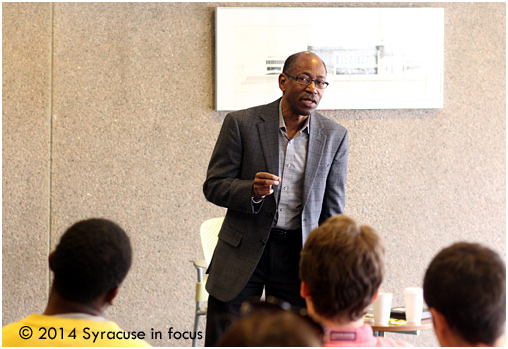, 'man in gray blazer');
203,51,348,345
